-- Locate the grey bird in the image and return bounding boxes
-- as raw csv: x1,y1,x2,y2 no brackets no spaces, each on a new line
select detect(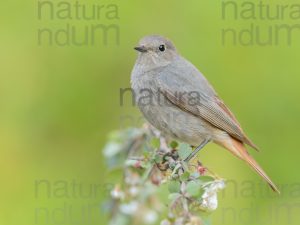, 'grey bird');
131,35,279,193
